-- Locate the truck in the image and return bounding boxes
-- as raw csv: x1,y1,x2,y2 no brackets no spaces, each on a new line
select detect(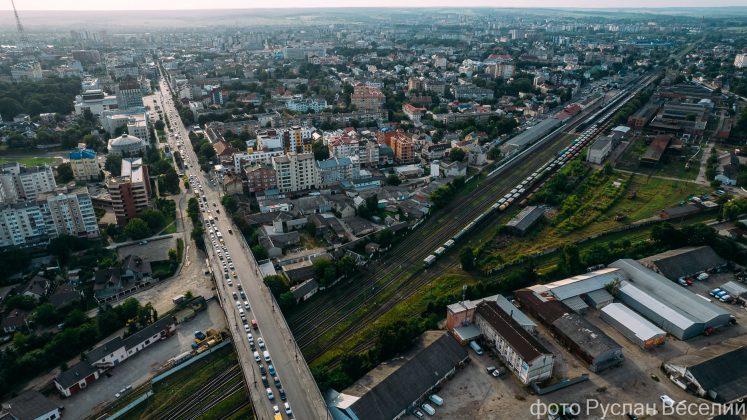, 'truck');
469,341,484,355
172,295,186,305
